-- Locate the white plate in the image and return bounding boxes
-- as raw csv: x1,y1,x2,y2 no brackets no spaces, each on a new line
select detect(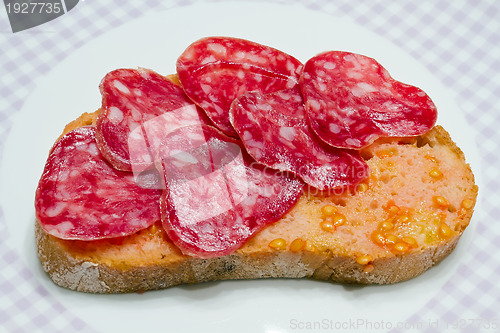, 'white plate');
0,2,483,333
